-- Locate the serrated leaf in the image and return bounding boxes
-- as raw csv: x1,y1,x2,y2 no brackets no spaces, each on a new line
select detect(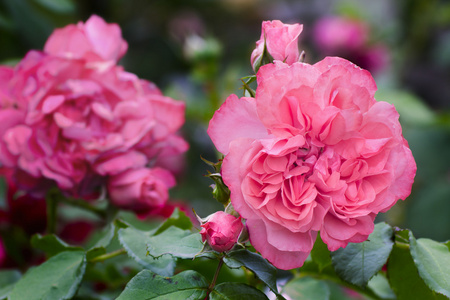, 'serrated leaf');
0,270,21,299
147,226,204,259
116,269,208,300
118,227,176,277
9,251,86,300
224,249,278,294
31,234,83,257
210,282,269,299
152,208,193,236
311,235,332,272
410,234,450,297
331,222,394,287
387,229,445,299
282,277,330,300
